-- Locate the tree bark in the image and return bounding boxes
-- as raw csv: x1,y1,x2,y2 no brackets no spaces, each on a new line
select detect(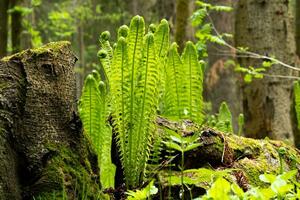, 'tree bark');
175,0,191,51
235,0,297,143
204,0,241,133
0,42,100,199
10,0,23,53
0,0,9,58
